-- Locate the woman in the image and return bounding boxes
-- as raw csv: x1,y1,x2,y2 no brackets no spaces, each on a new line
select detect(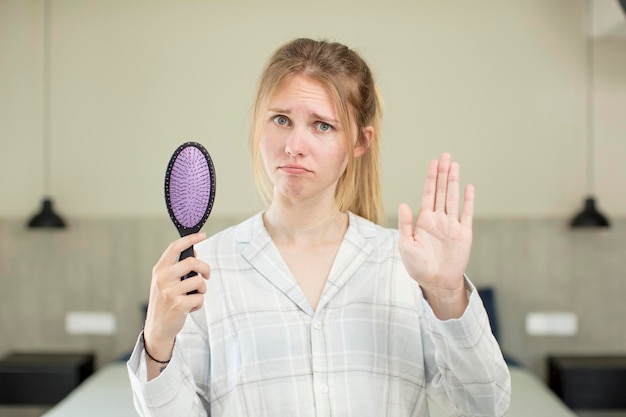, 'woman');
128,38,511,416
